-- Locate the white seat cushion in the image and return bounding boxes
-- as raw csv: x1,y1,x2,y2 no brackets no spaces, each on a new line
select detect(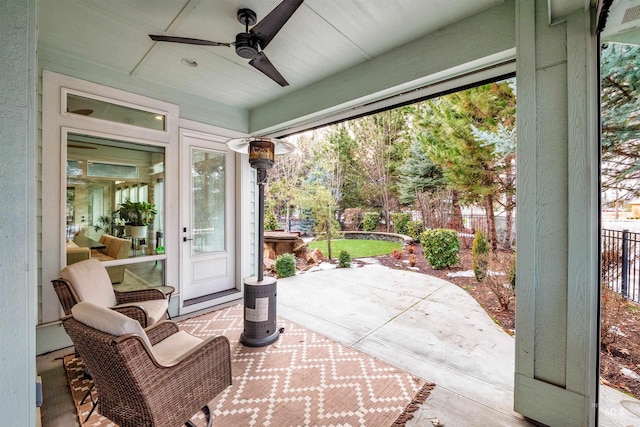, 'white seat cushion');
152,330,203,365
61,259,117,307
72,301,152,349
133,299,169,325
